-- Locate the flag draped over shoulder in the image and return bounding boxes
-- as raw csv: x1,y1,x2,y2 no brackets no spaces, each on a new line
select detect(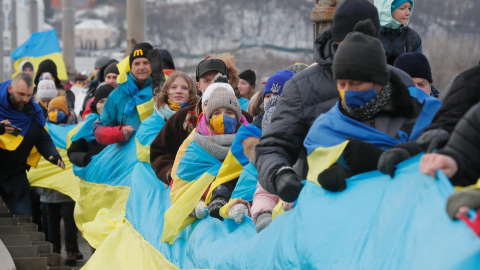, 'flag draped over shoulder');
11,30,68,80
